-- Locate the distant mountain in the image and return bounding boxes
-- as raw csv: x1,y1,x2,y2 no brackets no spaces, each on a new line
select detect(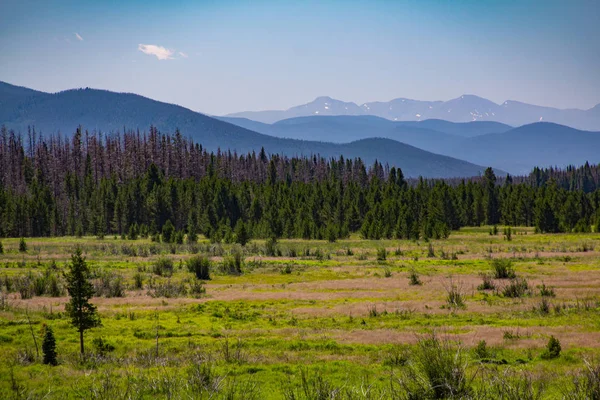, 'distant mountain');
395,120,513,138
218,115,466,155
226,95,600,131
447,122,600,175
0,81,491,178
220,115,600,175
